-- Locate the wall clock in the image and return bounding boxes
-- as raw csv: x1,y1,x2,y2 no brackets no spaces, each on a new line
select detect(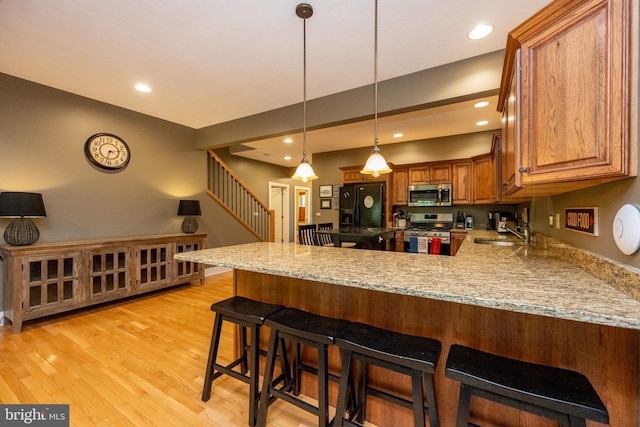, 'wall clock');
84,133,131,170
